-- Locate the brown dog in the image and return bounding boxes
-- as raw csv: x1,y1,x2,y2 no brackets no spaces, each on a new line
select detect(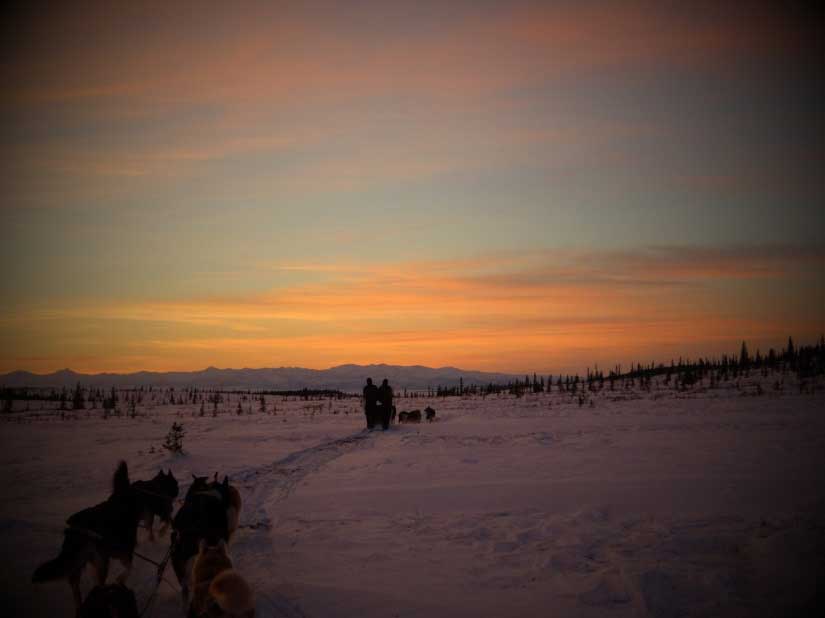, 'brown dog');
189,539,254,617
